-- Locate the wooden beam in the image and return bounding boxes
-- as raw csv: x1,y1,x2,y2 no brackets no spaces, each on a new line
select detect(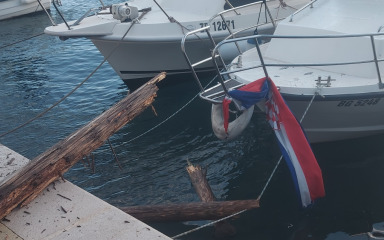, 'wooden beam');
186,163,242,239
186,163,215,202
0,73,166,220
120,200,260,222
